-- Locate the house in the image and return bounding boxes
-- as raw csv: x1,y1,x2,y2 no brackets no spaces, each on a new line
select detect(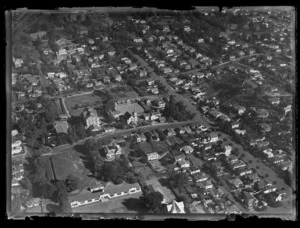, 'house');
269,97,280,105
167,200,185,213
228,40,236,45
229,177,243,189
70,182,141,208
232,160,246,170
270,190,286,202
163,26,170,32
239,168,253,176
12,129,18,137
174,154,186,162
200,179,213,190
234,129,246,135
56,49,68,61
260,123,272,132
224,145,232,156
262,185,277,194
151,88,159,95
82,108,101,131
184,25,191,32
123,110,138,125
243,192,258,209
233,104,246,115
164,128,176,136
198,38,205,43
153,99,166,109
147,152,160,161
163,67,172,74
139,69,147,77
134,37,143,43
12,140,22,155
26,198,41,208
247,173,260,183
149,112,162,121
209,132,218,143
136,133,147,142
104,144,122,159
129,64,138,71
108,50,116,56
256,109,269,118
177,160,190,169
53,121,69,134
180,145,194,154
103,126,115,133
194,172,209,182
189,166,201,175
